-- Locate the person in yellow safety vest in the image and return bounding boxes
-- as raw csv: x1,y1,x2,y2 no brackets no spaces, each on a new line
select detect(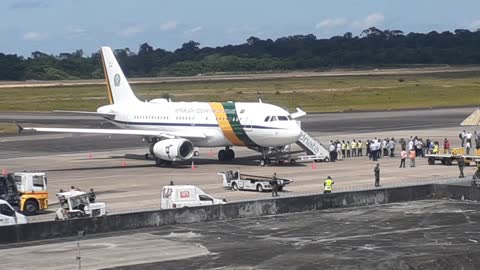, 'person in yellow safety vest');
358,140,363,156
324,176,334,194
351,140,357,157
433,142,439,154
